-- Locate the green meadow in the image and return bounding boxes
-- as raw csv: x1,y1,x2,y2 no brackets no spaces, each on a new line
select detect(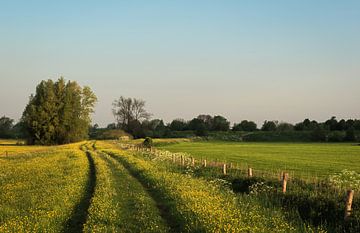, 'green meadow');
157,141,360,178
